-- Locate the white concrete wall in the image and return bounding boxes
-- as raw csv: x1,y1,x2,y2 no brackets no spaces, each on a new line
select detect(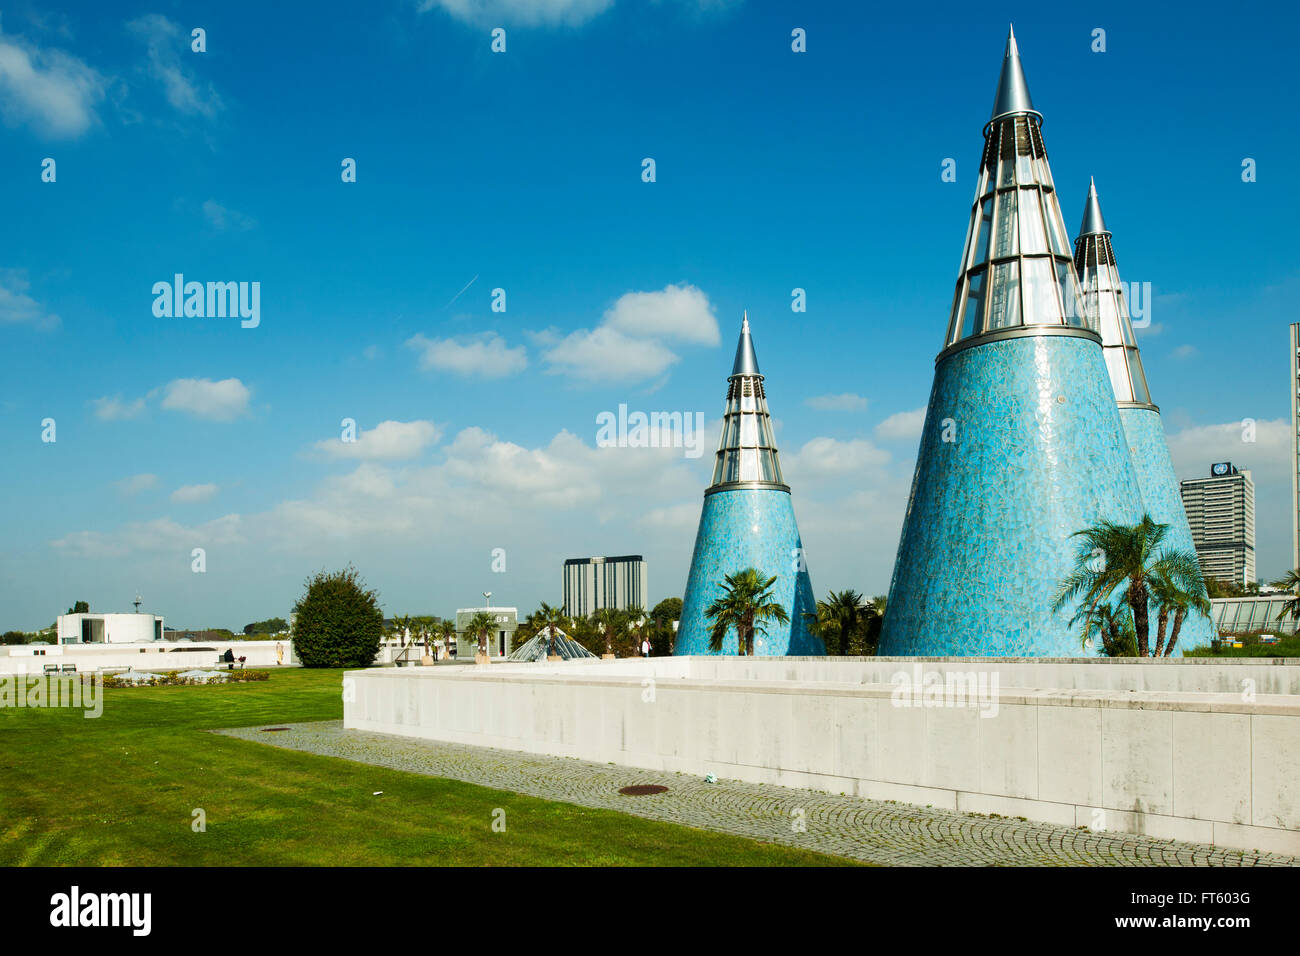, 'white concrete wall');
343,657,1300,856
0,639,297,674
